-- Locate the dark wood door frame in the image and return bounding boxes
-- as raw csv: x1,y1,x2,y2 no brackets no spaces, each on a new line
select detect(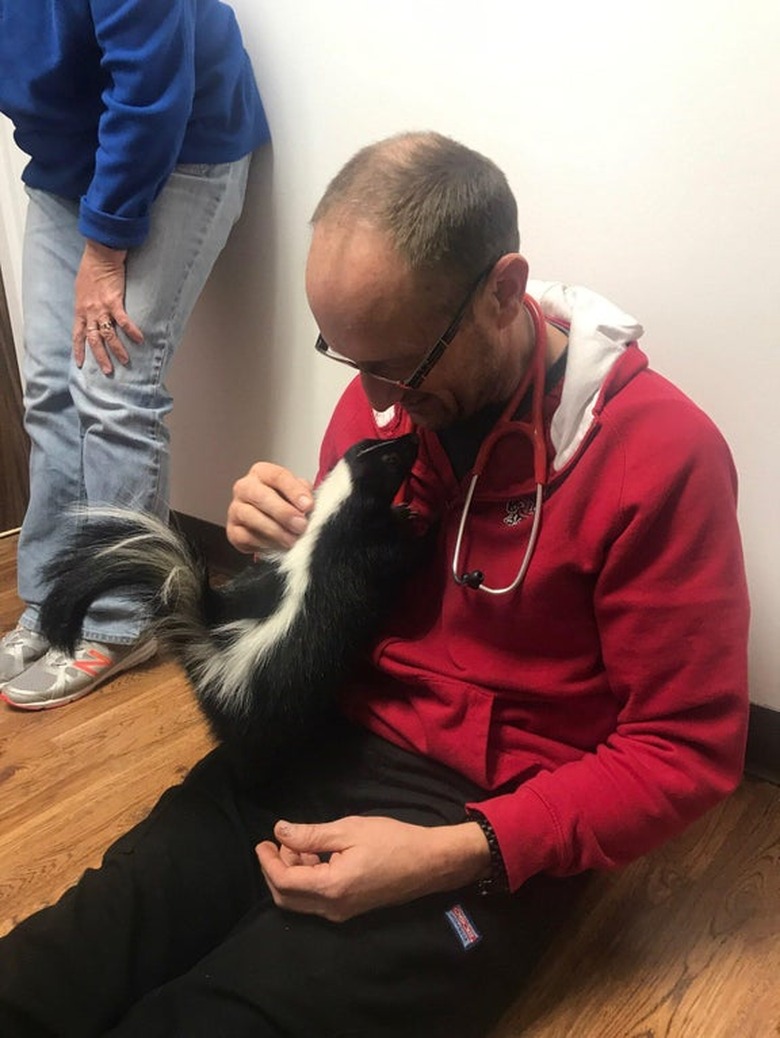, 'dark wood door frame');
0,266,29,533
